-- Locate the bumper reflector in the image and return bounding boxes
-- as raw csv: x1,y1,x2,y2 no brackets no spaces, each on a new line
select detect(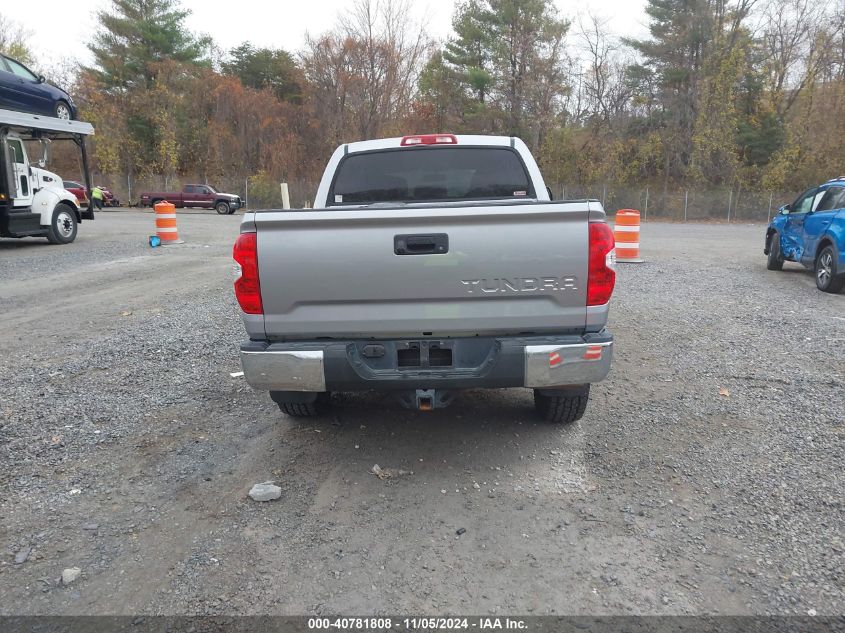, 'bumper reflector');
583,345,603,360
